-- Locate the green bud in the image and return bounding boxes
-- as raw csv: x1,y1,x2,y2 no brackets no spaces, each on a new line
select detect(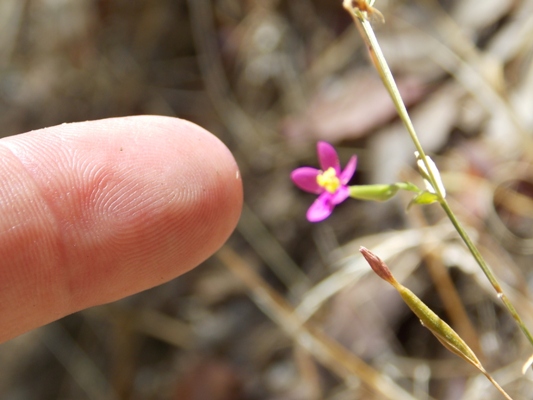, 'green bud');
396,284,482,369
408,191,440,208
349,182,419,202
